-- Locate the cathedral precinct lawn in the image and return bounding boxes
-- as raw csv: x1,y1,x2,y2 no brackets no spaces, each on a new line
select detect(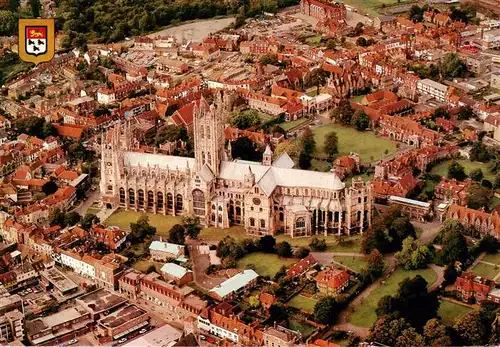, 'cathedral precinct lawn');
309,123,398,163
430,159,495,181
438,300,473,326
470,262,500,280
104,210,183,236
198,226,247,242
347,267,438,328
482,252,500,265
288,295,318,313
236,253,296,277
275,234,361,253
332,255,367,273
